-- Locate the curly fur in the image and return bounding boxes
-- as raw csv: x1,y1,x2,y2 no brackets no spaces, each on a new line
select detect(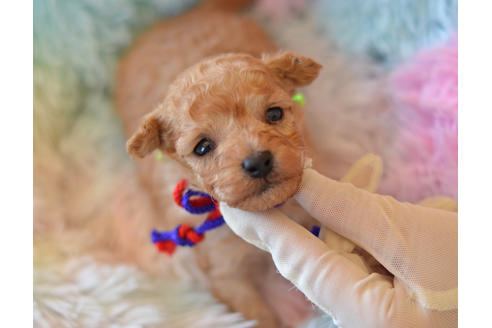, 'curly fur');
124,52,320,211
